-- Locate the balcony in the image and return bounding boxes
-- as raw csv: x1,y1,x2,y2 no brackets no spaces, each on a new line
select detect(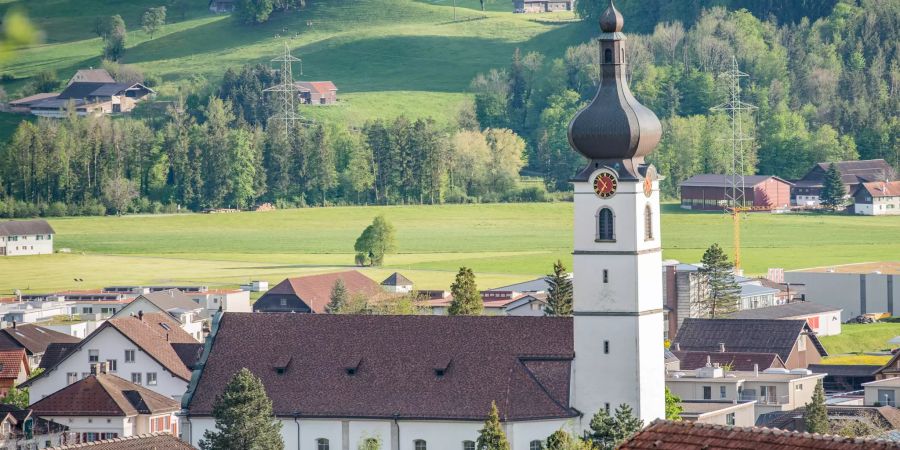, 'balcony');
739,393,790,405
